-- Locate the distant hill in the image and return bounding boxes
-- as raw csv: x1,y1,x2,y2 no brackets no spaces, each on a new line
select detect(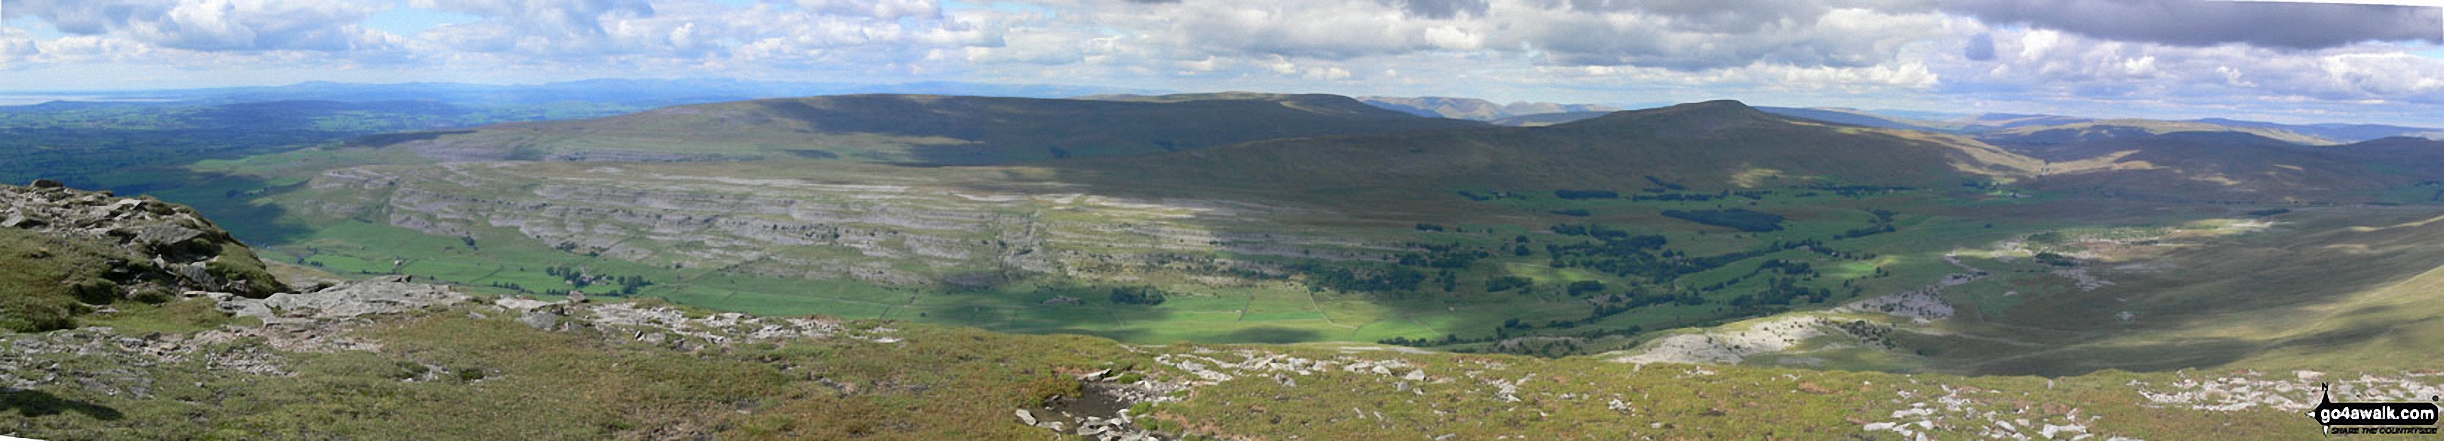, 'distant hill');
1952,113,2094,132
1057,100,2038,202
376,93,1488,165
1487,111,1612,127
1357,96,1619,121
1756,107,1949,131
2026,132,2395,201
1978,119,2336,147
1743,107,2439,143
2190,118,2440,143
